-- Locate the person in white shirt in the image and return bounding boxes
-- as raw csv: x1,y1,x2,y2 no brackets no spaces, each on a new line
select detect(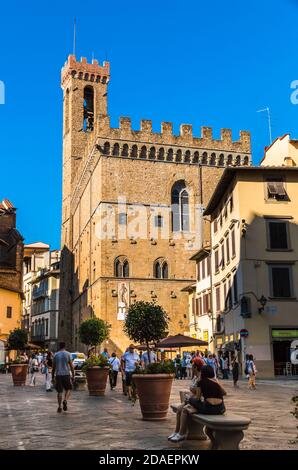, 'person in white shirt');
141,350,157,368
108,352,120,390
29,353,39,386
122,344,140,400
